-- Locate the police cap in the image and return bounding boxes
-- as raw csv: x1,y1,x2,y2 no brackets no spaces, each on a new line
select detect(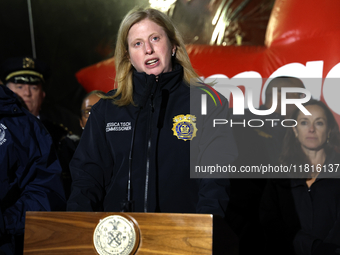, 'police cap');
0,57,50,85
